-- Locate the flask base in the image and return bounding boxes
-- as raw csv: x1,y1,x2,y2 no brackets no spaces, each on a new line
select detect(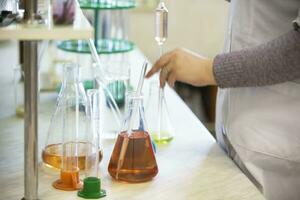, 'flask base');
53,170,82,191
